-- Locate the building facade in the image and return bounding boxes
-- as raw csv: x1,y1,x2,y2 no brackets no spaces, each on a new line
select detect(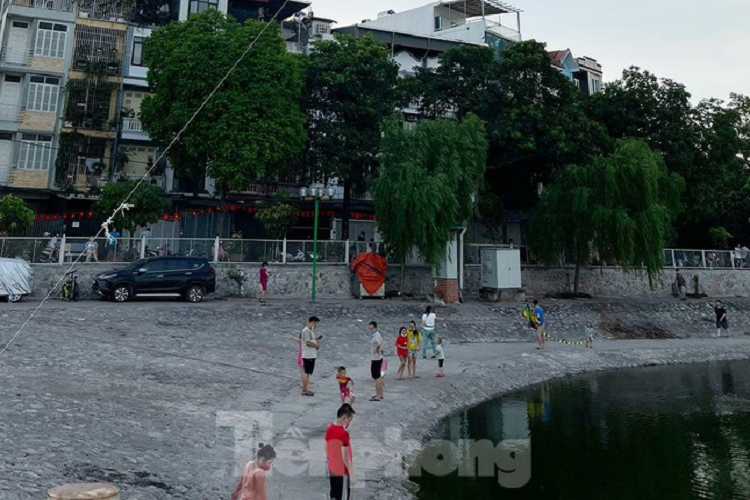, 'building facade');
549,49,603,96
